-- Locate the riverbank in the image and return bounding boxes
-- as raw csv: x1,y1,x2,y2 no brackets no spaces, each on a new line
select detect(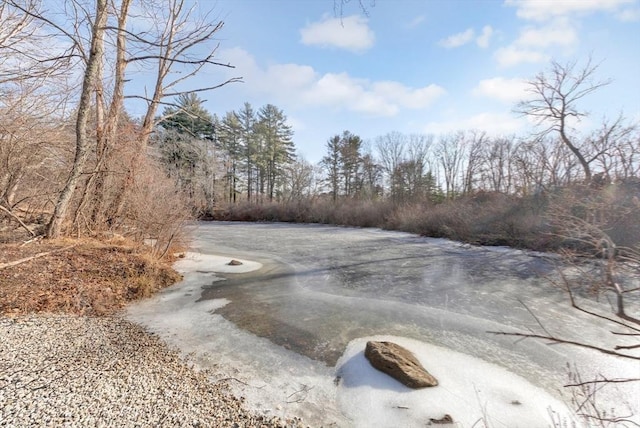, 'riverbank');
0,238,181,316
0,314,305,427
0,238,308,427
